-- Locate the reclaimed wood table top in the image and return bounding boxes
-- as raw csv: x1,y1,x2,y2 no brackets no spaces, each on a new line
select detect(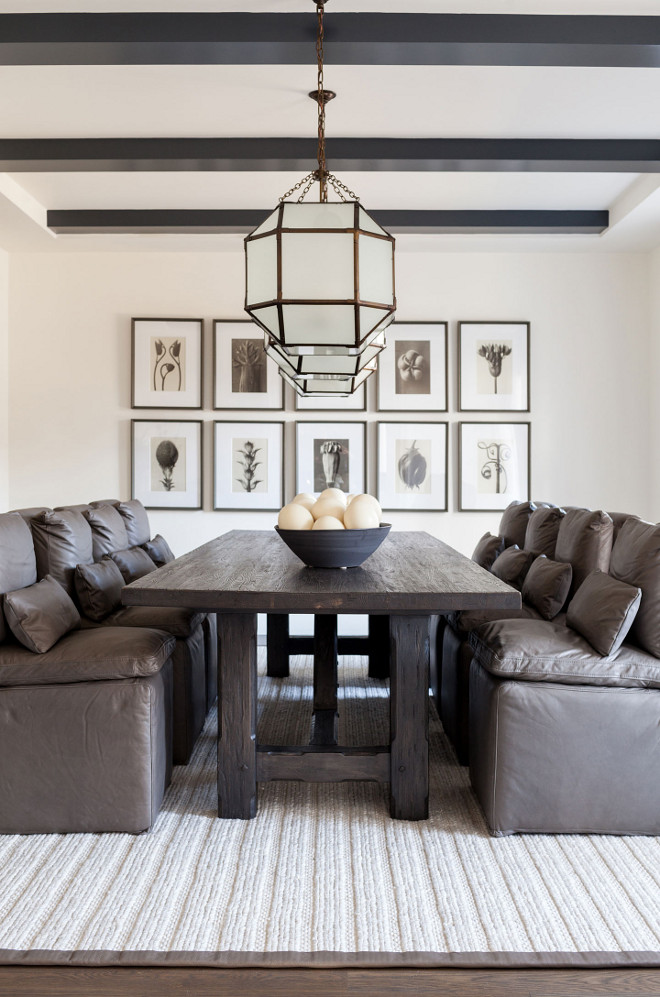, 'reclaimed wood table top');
123,529,521,616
